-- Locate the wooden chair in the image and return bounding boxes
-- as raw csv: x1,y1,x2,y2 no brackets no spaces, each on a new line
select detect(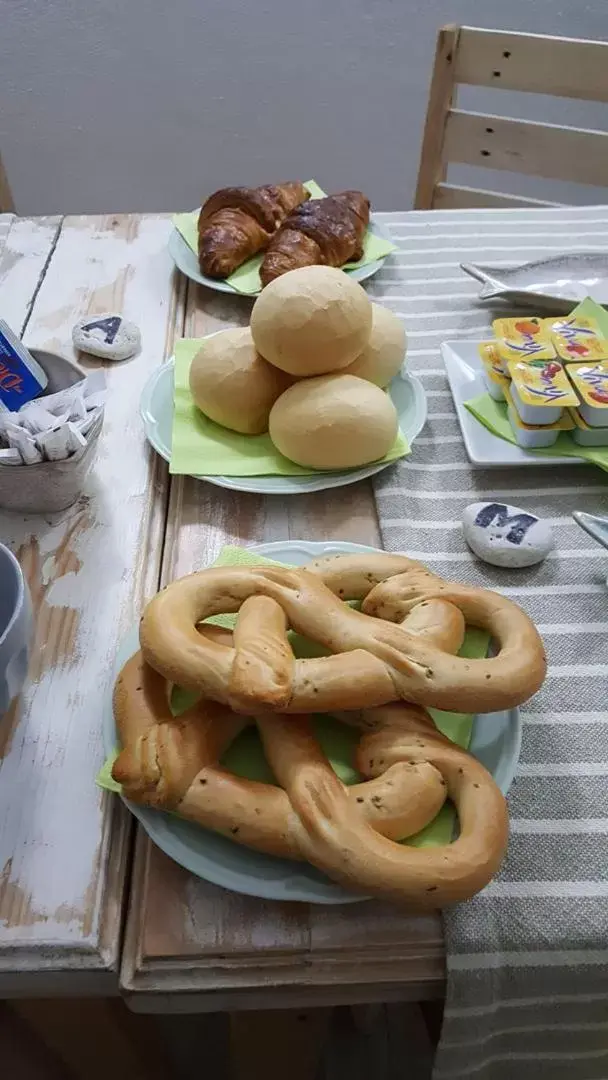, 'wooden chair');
415,26,608,210
0,152,15,213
